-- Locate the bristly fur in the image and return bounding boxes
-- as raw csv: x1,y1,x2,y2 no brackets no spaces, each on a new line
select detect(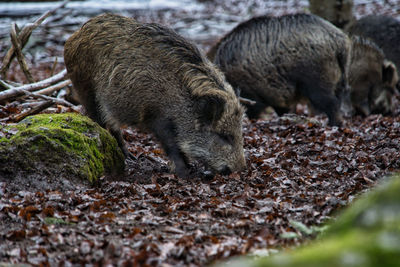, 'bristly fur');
346,15,400,90
212,13,352,126
64,13,246,177
349,35,398,116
